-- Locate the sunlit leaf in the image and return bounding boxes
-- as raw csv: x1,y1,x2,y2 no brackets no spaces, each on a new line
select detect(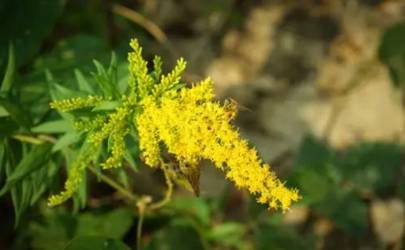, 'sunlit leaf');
31,119,74,133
